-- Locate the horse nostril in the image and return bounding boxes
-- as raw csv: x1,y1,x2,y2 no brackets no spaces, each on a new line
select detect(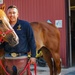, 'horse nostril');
0,20,2,24
12,38,17,44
